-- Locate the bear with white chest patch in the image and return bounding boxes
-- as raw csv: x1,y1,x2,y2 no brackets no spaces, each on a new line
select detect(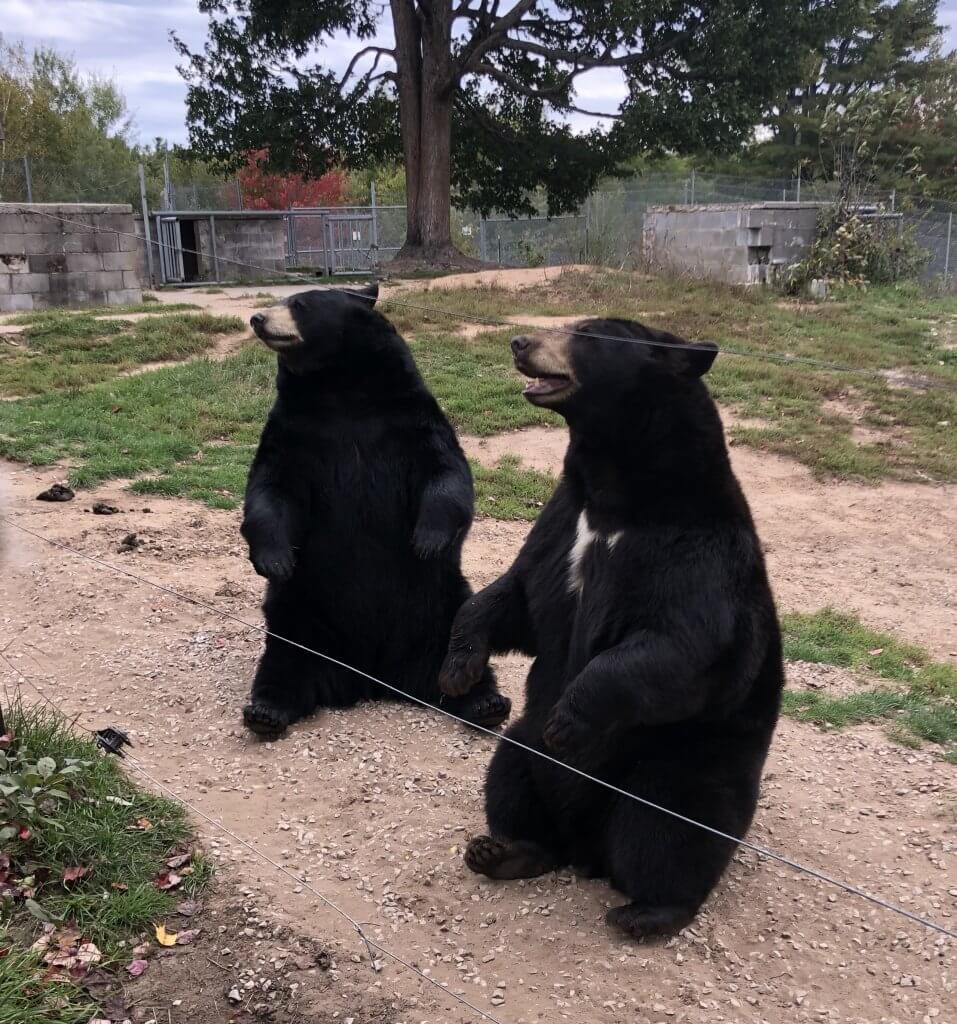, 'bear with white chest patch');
440,318,783,938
